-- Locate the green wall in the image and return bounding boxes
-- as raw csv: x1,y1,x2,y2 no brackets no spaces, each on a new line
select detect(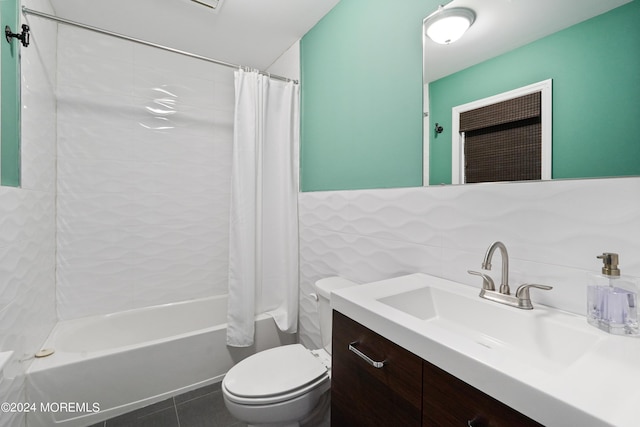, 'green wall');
300,0,439,191
1,0,20,187
429,1,640,185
